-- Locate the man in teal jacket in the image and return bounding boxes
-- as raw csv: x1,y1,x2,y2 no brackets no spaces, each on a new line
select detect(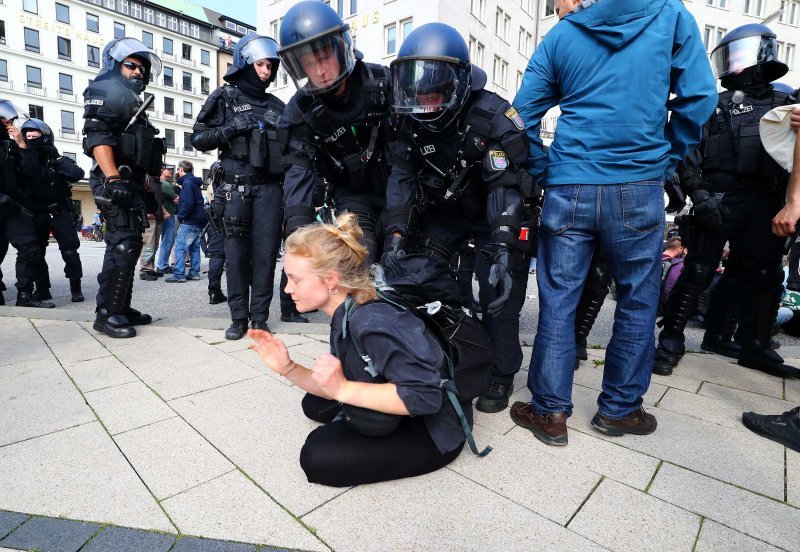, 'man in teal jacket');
509,0,717,446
